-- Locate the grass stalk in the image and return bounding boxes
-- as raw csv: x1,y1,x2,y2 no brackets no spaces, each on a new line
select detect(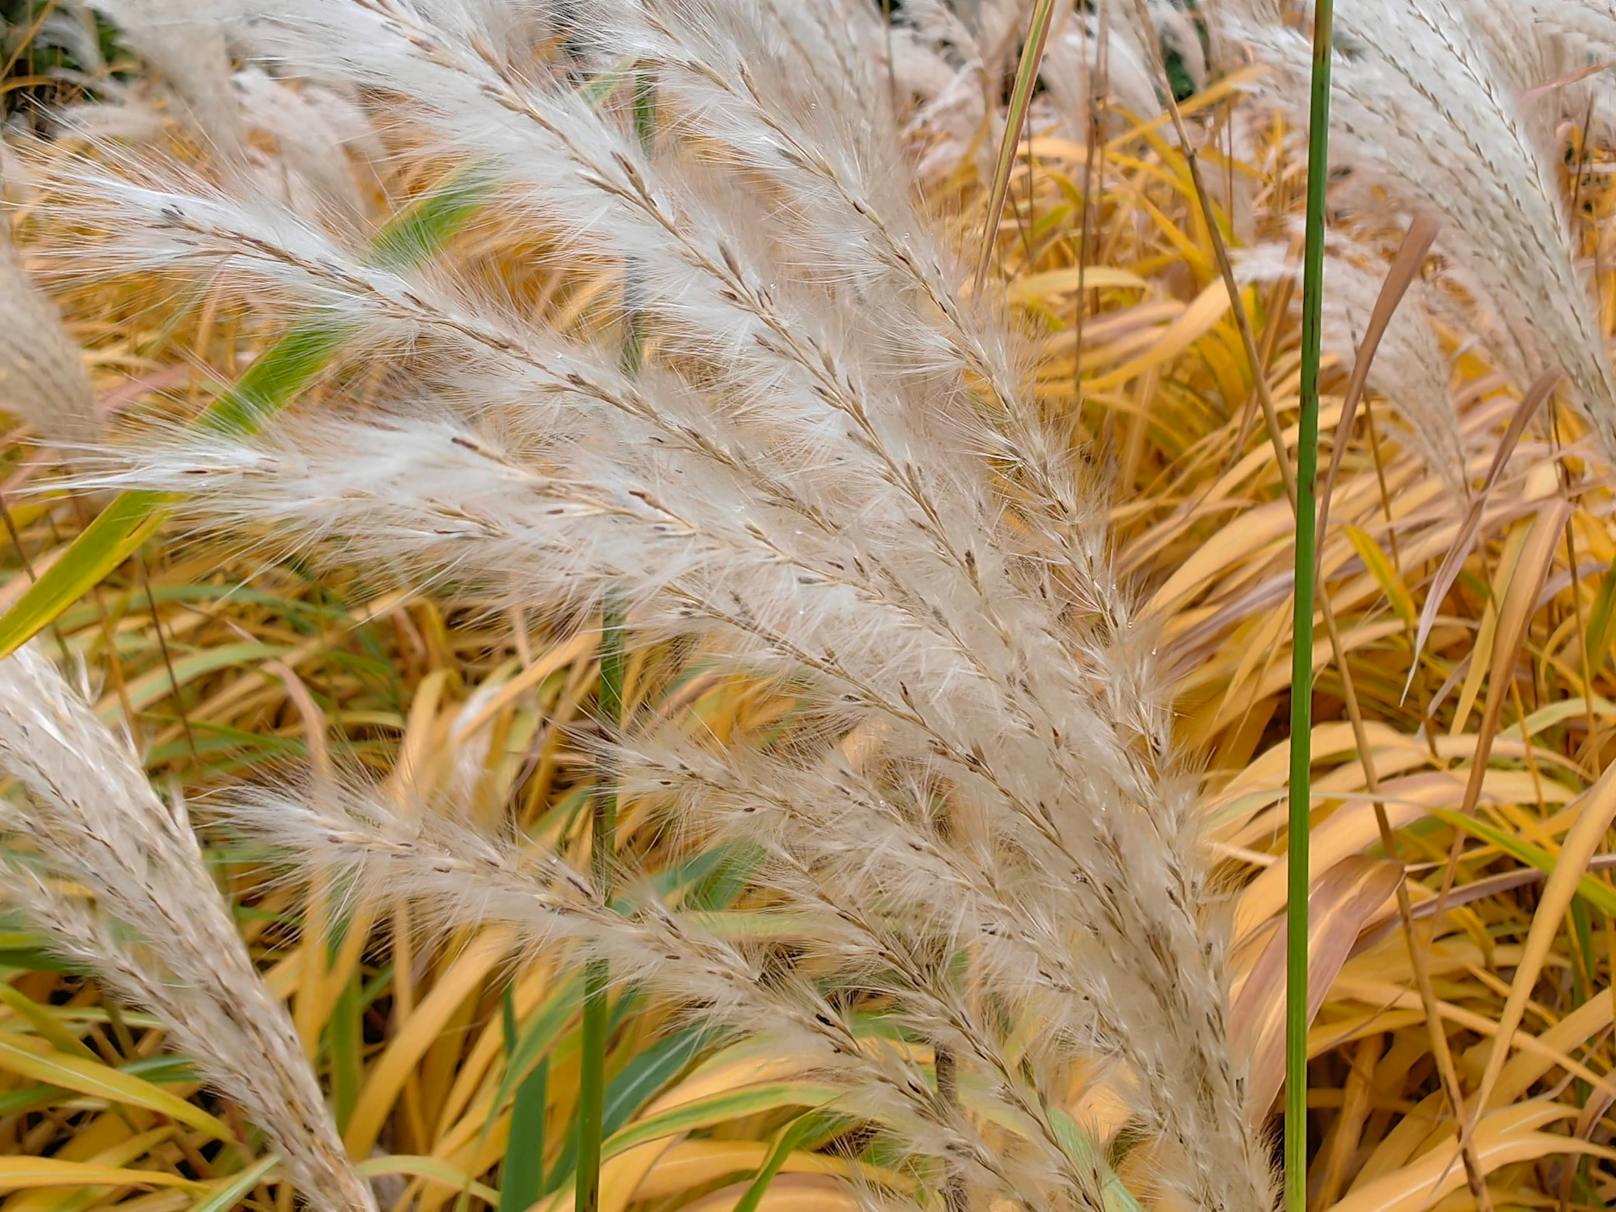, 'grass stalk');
1287,0,1334,1206
975,0,1057,292
576,599,625,1212
1129,7,1489,1195
576,73,653,1212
